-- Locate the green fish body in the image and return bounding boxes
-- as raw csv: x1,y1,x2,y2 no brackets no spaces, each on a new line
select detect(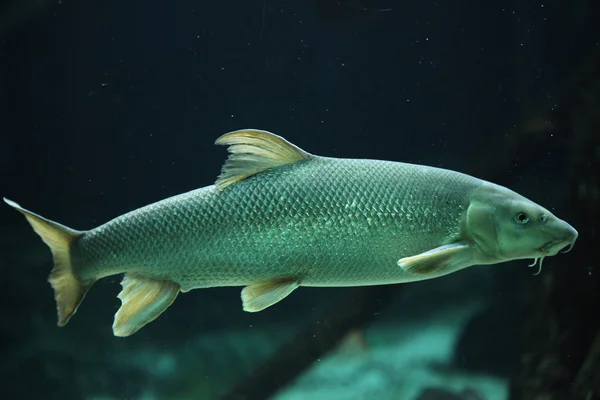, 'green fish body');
4,129,578,337
78,156,476,288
